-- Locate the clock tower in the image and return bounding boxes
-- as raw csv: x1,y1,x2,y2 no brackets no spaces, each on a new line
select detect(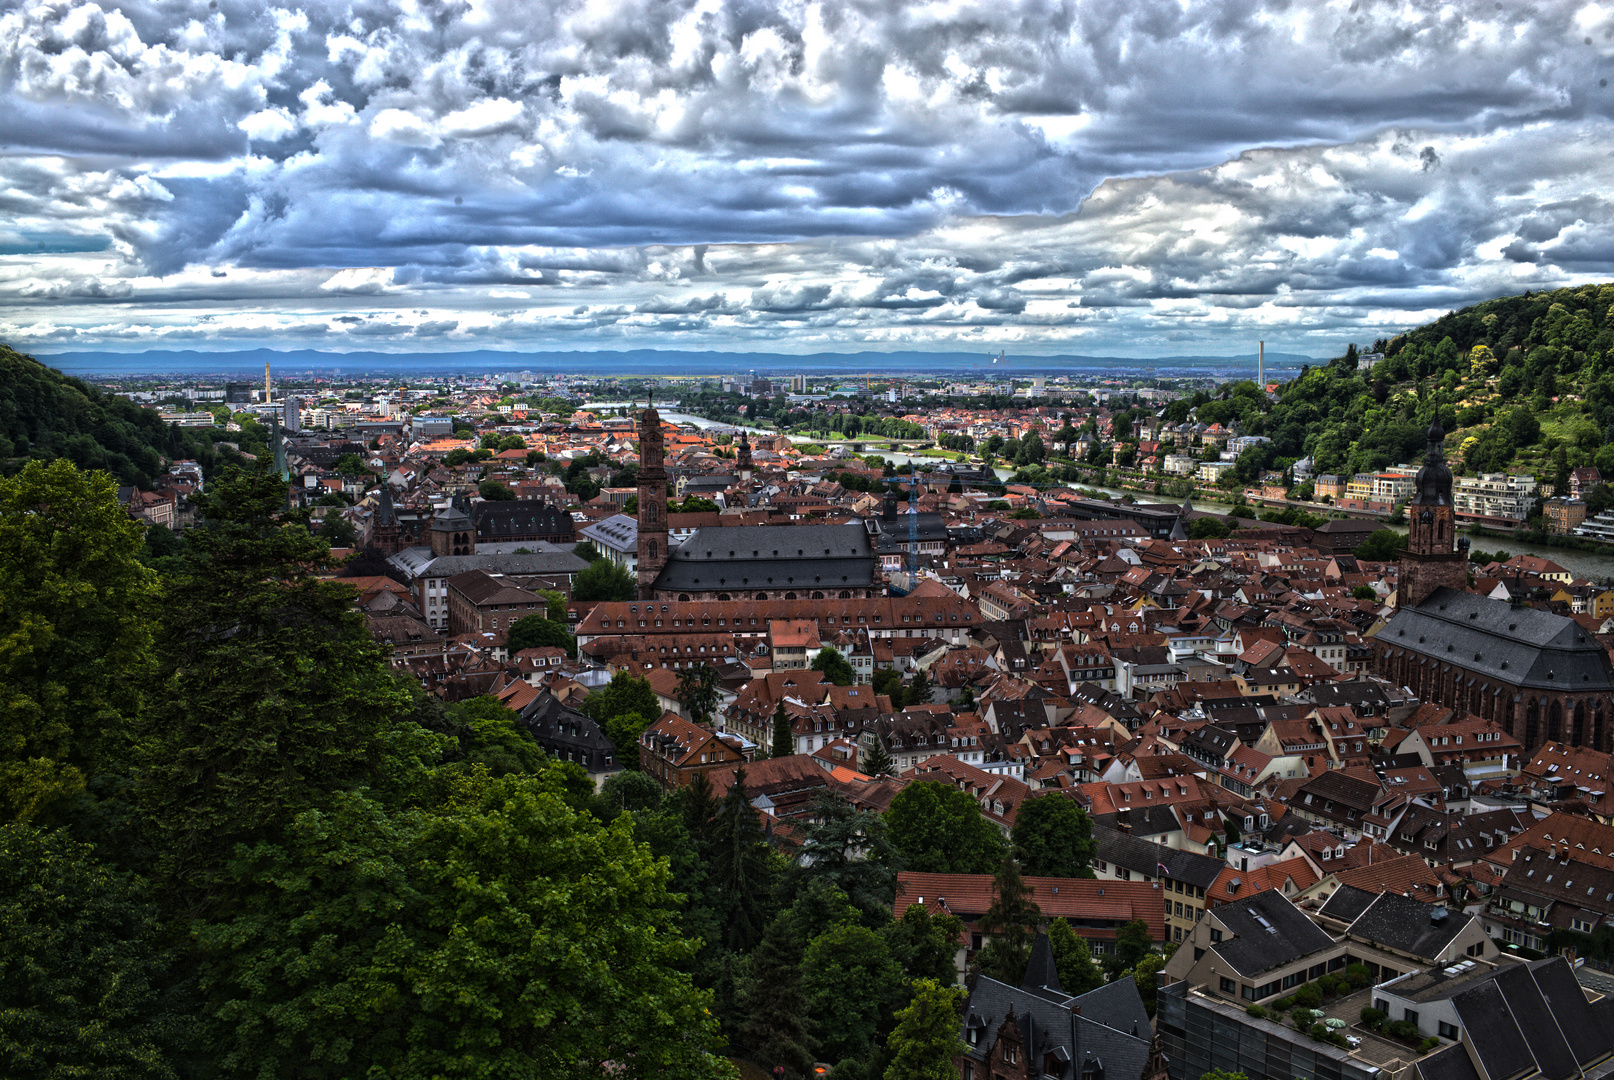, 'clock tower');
1397,420,1469,606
